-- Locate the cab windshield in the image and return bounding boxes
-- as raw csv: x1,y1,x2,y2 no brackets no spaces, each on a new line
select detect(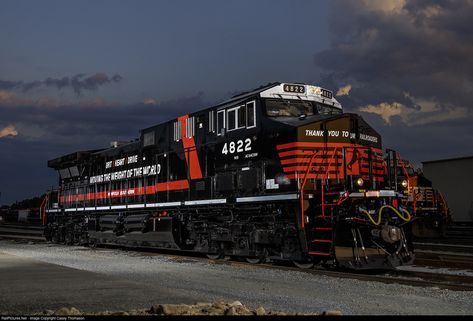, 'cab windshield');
265,99,341,117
